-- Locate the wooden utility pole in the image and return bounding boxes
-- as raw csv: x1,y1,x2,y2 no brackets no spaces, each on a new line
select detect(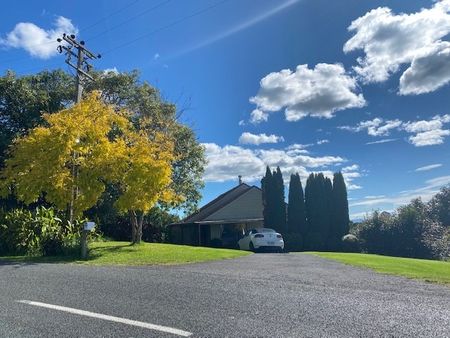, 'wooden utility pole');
57,34,100,259
57,34,101,225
